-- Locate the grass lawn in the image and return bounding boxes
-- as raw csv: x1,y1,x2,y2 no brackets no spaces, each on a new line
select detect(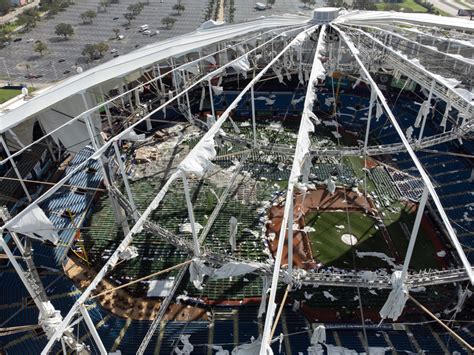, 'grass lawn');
376,0,428,12
0,89,21,104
